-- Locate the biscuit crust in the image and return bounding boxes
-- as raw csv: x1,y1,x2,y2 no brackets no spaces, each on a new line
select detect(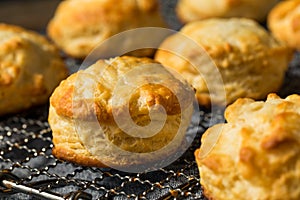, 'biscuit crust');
195,94,300,200
47,0,166,58
176,0,278,23
268,0,300,50
49,56,194,168
0,23,68,116
155,18,292,106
